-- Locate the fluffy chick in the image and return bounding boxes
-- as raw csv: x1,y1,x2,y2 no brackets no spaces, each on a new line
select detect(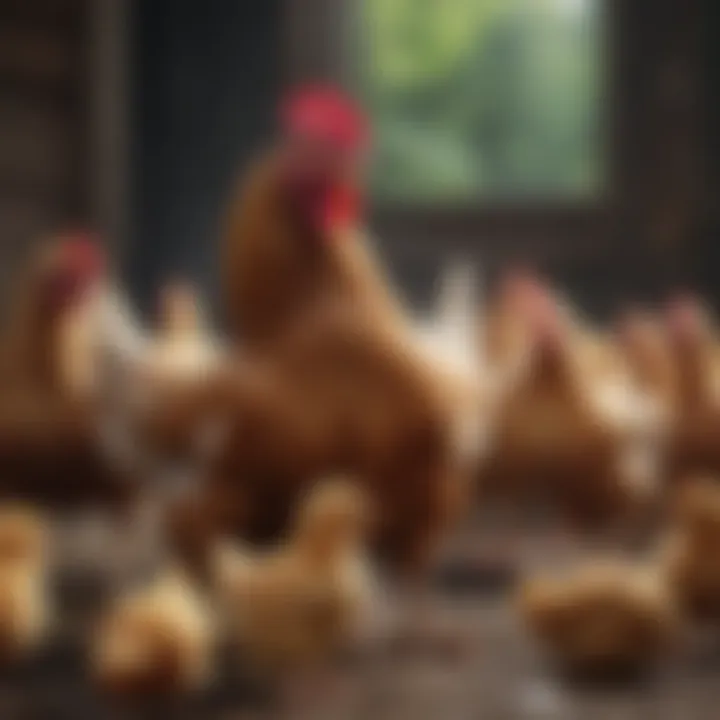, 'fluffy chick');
144,281,222,383
213,478,378,678
92,280,229,473
0,505,51,664
92,568,215,697
519,559,678,677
